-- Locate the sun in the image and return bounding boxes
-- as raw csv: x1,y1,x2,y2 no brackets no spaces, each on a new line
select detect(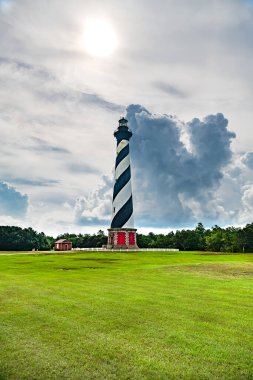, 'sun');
83,18,118,58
